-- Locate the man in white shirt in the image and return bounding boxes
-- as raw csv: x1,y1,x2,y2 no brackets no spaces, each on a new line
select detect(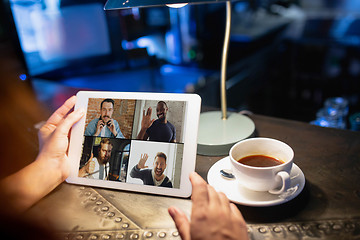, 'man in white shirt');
79,138,113,180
